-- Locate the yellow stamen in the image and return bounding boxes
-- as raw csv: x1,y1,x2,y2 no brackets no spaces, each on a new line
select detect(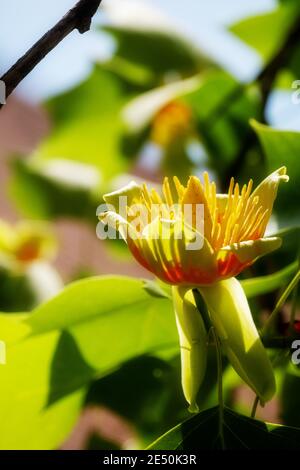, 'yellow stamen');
142,184,152,210
173,176,185,200
203,171,211,202
163,177,174,206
